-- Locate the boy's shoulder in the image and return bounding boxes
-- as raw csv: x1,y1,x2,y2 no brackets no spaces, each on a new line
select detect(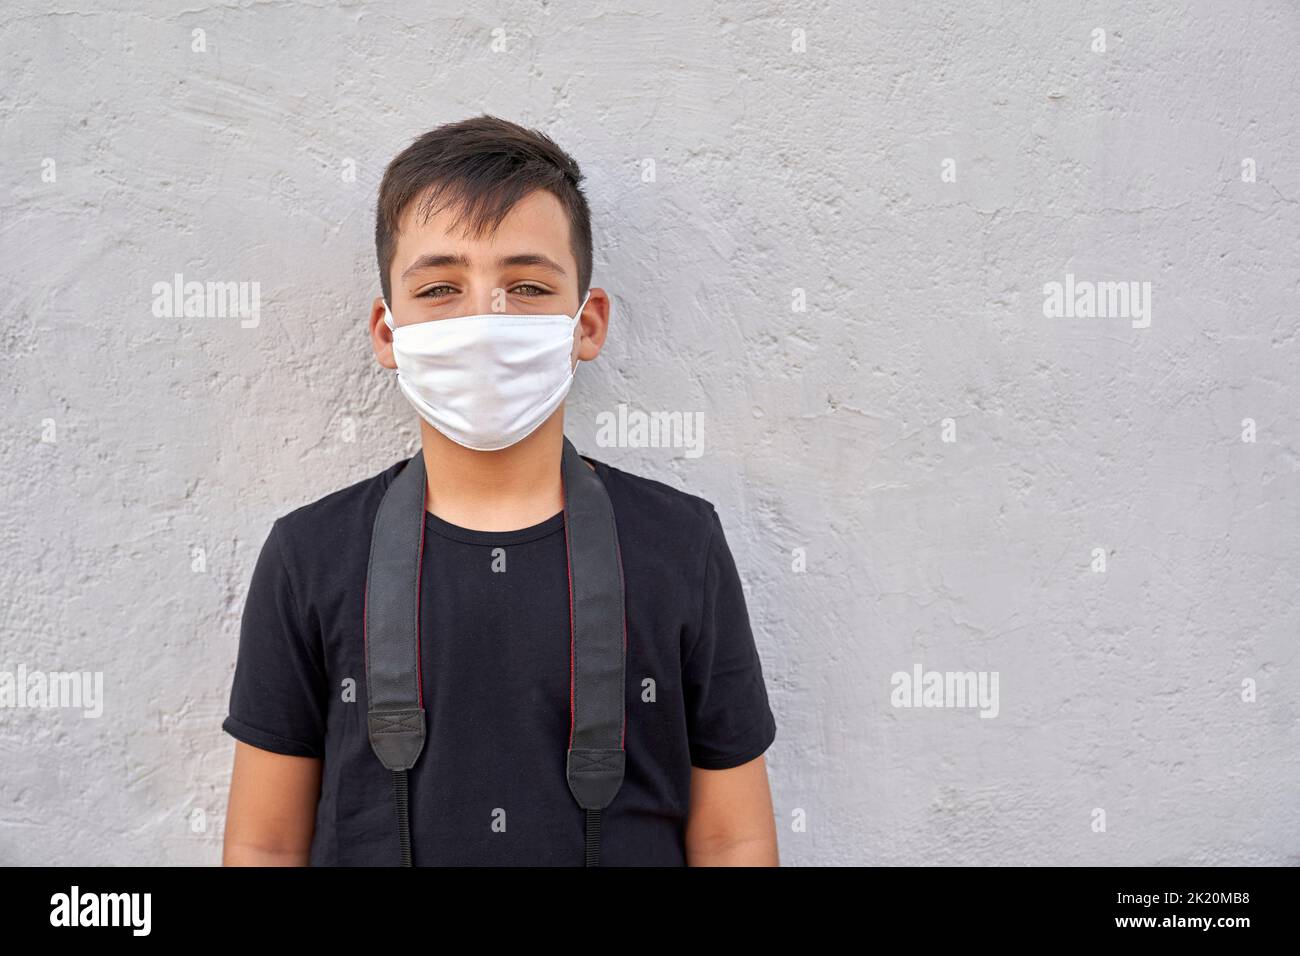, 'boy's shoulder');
271,456,409,554
587,452,716,520
583,450,724,574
